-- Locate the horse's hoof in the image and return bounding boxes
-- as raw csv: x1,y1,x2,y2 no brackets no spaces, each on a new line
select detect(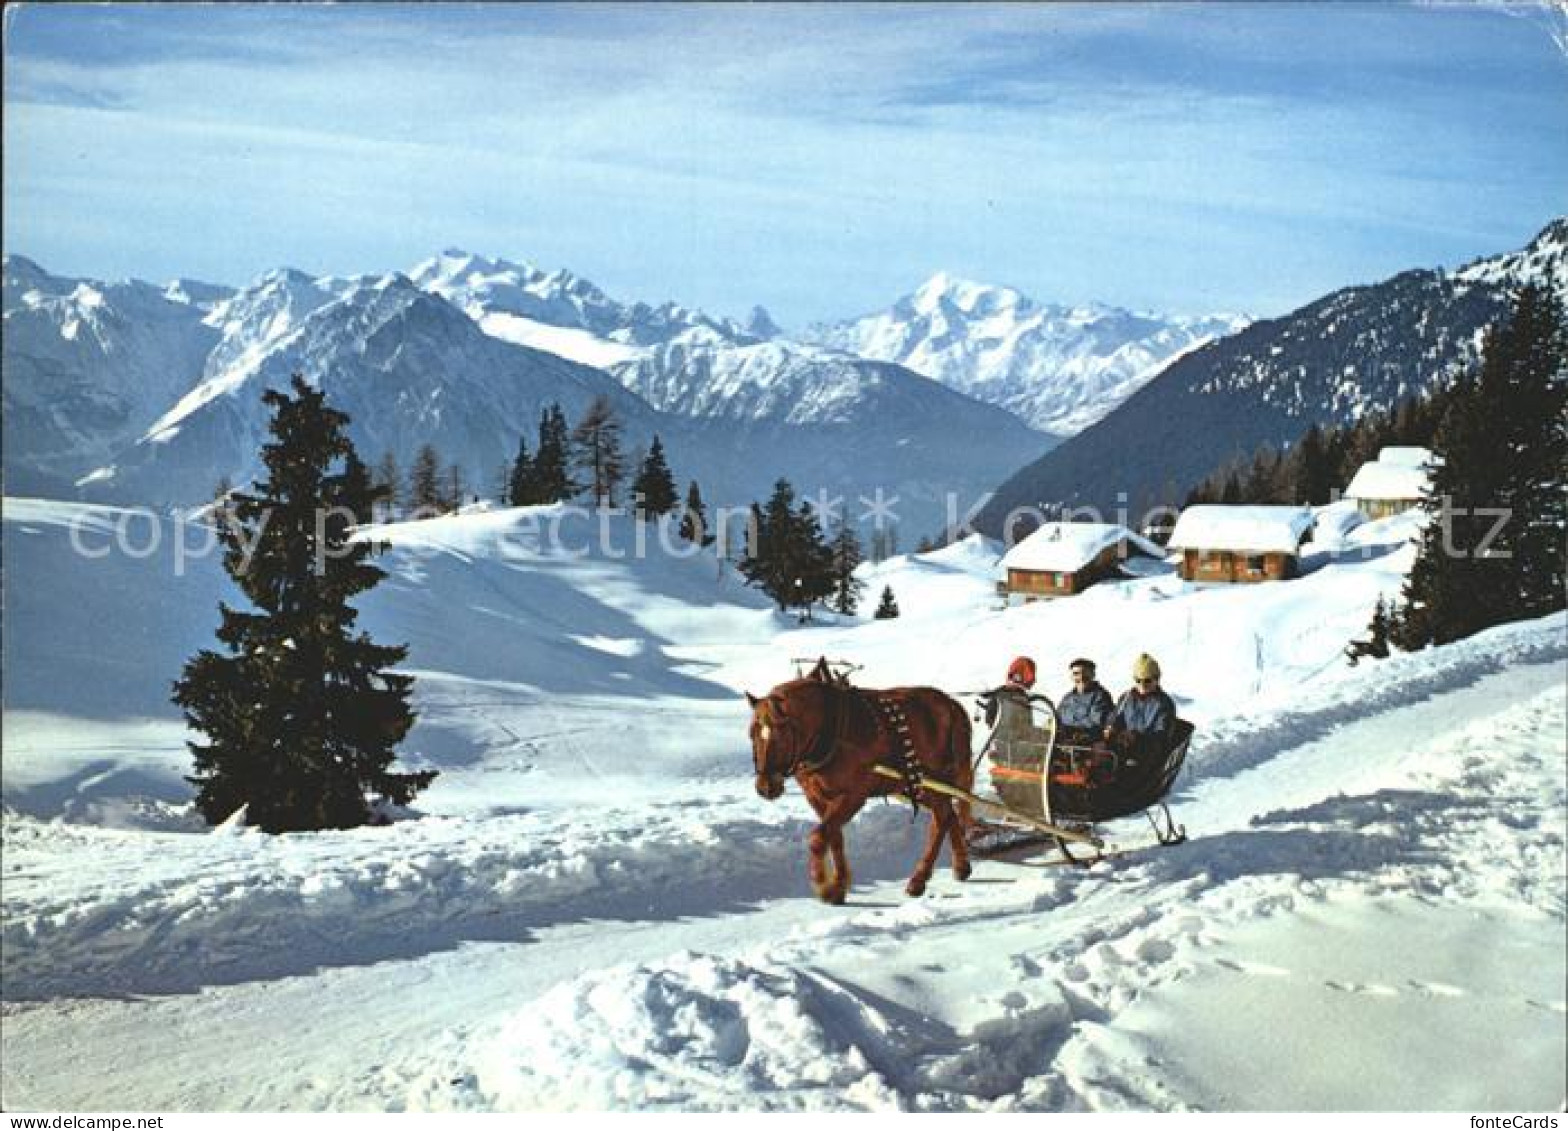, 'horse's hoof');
905,879,927,898
826,888,847,906
955,862,973,882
